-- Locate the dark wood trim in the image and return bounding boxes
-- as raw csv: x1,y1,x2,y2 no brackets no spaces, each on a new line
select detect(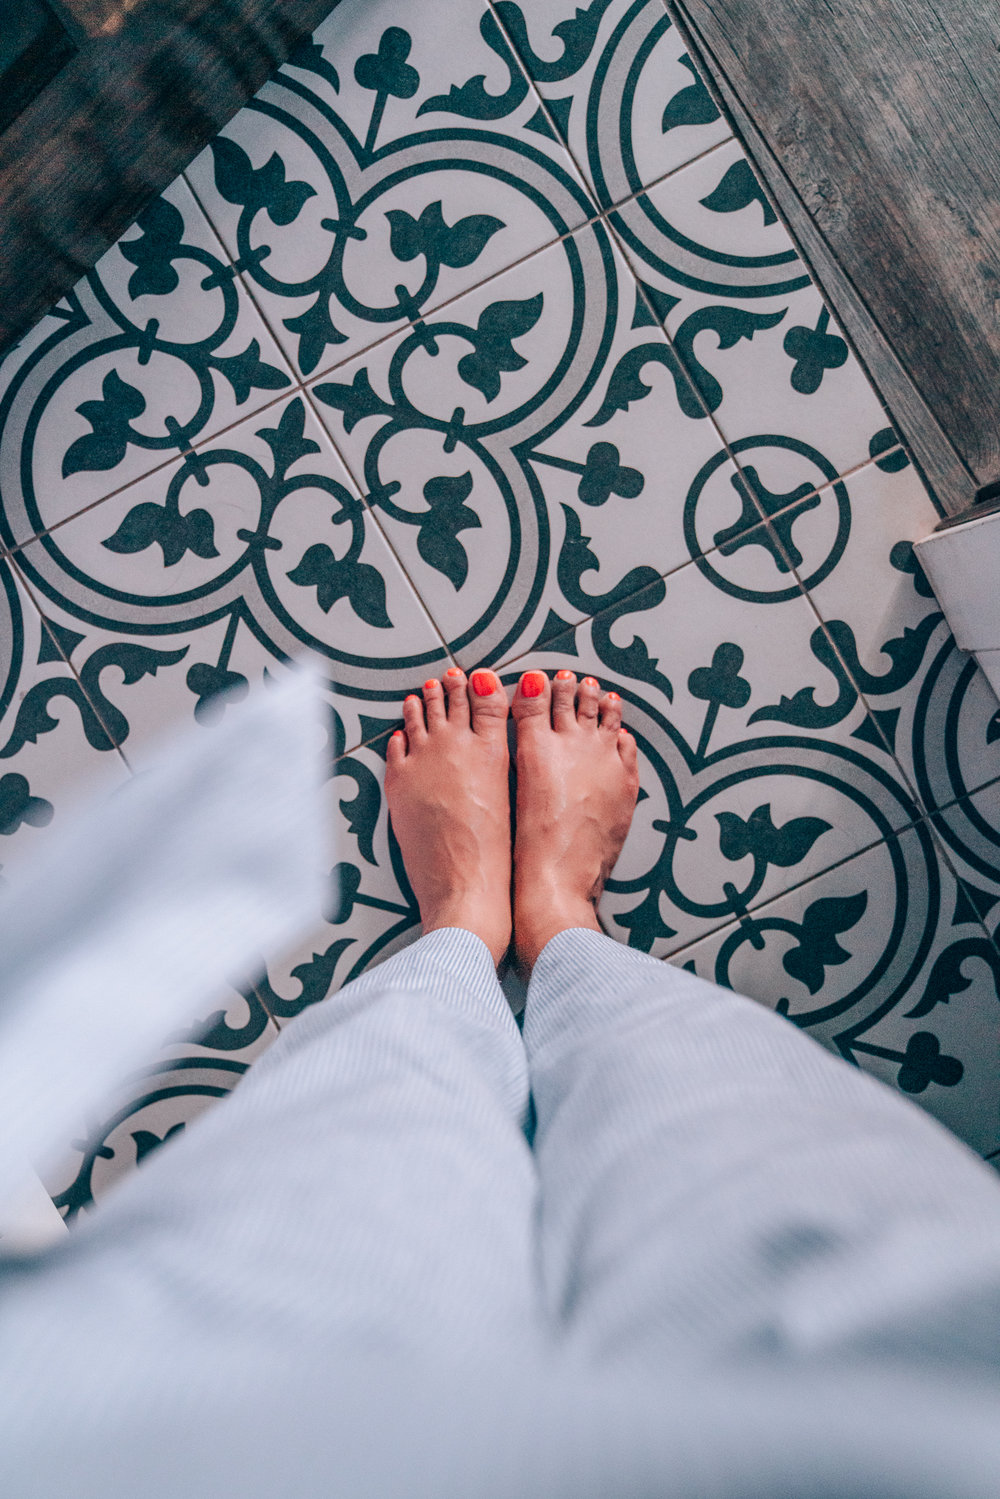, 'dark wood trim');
0,0,339,355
